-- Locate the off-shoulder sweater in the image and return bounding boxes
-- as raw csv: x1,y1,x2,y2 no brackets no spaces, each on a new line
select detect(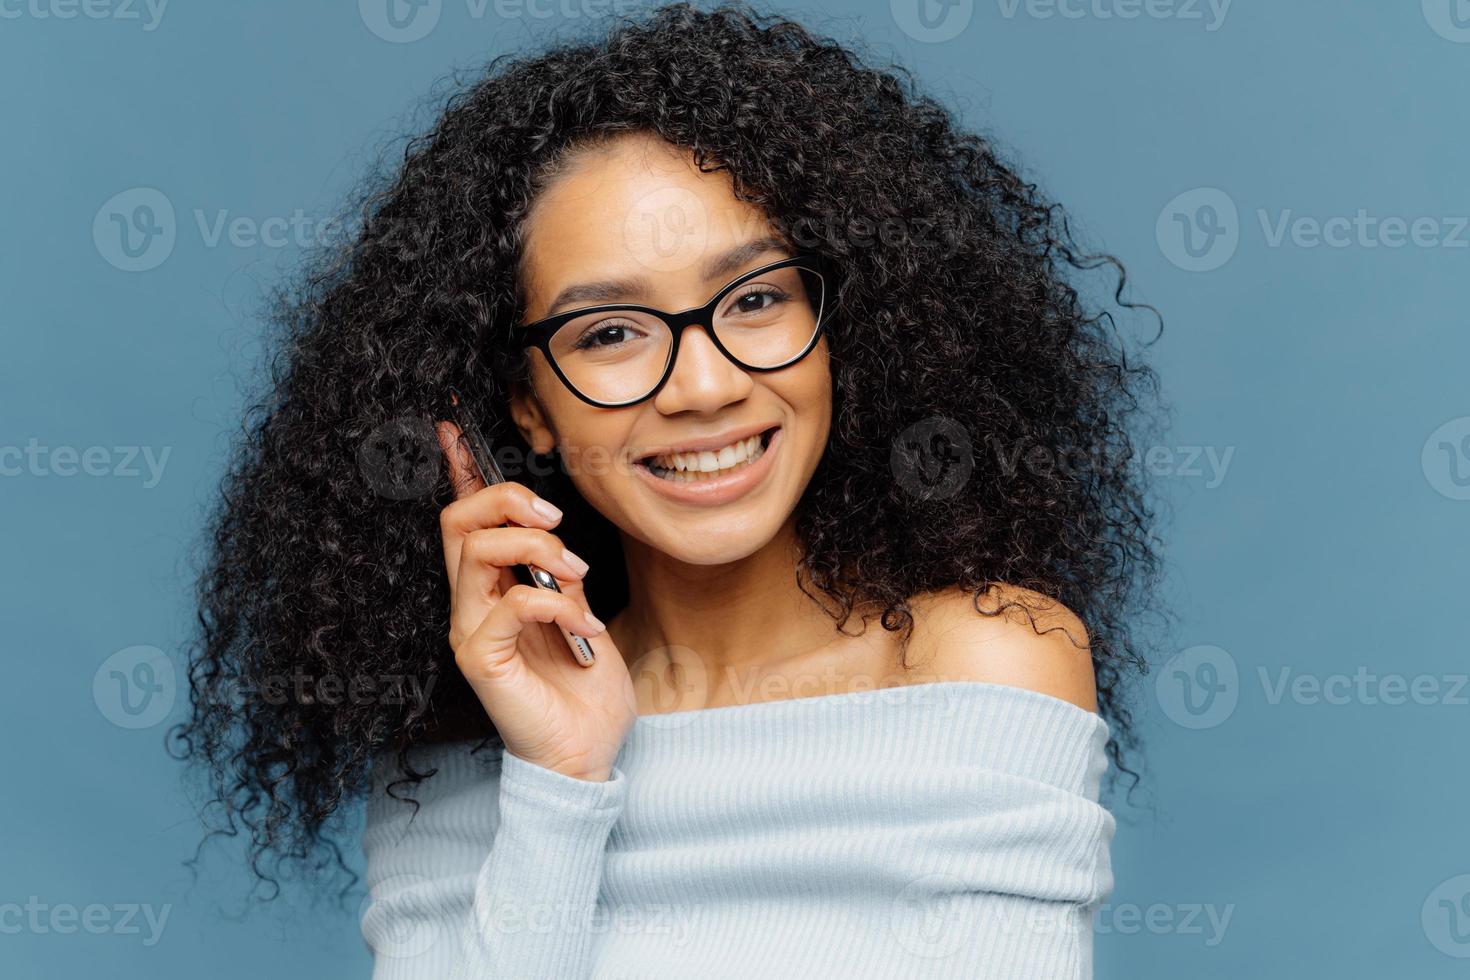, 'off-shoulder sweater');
360,680,1116,979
